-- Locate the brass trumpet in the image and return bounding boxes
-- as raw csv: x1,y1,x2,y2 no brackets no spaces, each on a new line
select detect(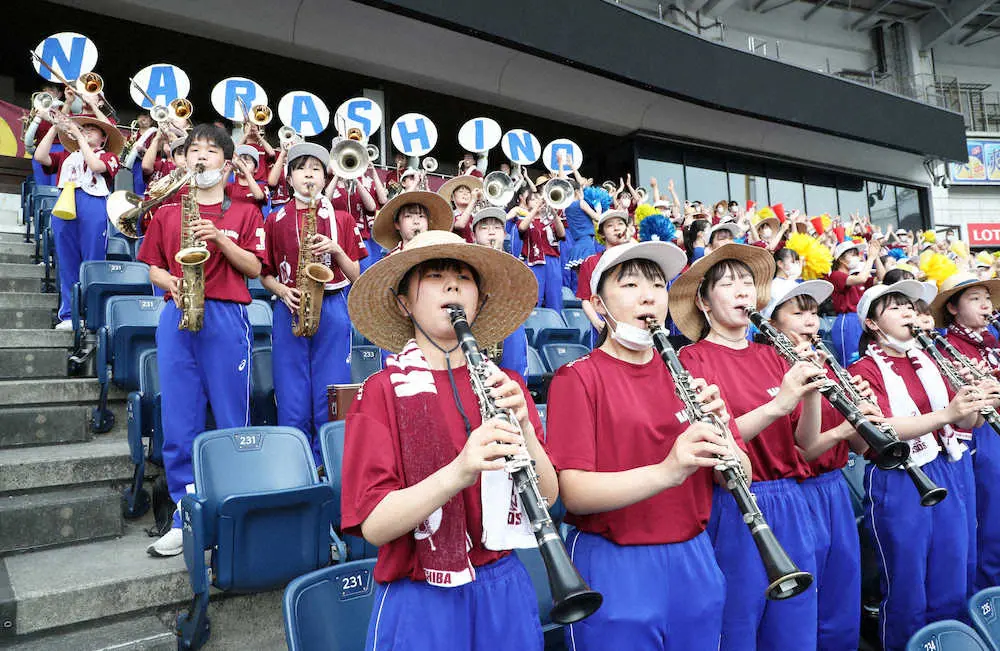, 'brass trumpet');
77,72,103,95
170,98,193,121
250,104,272,126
